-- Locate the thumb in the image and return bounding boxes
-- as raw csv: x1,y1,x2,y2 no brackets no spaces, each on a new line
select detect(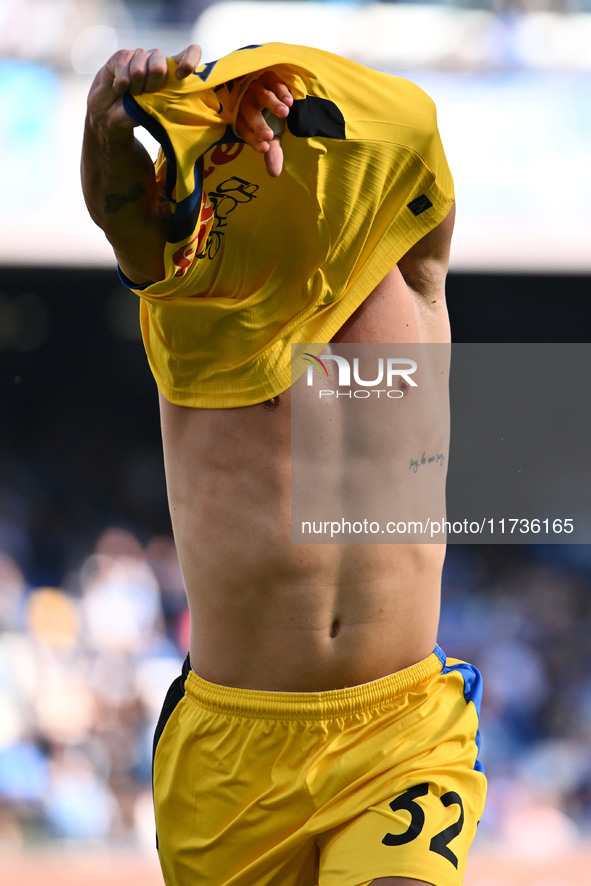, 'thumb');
170,44,203,78
264,138,284,178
